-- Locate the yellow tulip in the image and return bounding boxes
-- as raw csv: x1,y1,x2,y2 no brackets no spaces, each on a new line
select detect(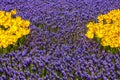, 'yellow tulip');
85,31,94,39
11,9,17,15
0,9,30,48
86,9,120,48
